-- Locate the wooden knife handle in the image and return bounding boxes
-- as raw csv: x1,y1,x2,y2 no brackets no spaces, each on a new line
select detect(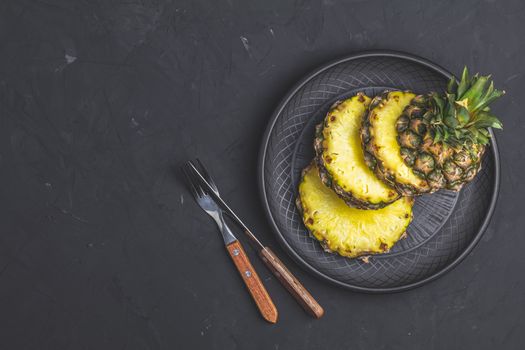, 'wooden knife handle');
226,241,278,323
259,247,324,319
